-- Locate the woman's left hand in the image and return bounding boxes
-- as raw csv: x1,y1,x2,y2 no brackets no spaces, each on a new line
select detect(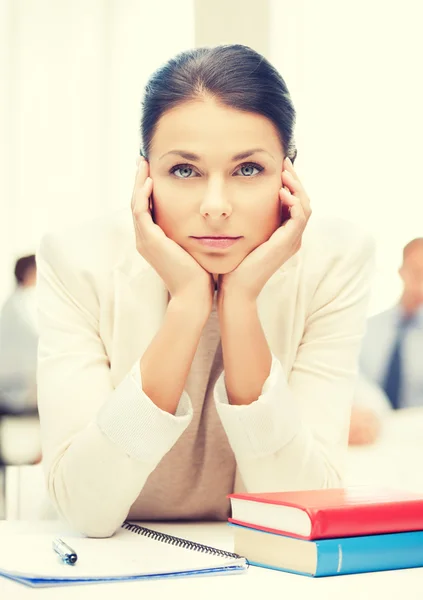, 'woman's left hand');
217,157,312,302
